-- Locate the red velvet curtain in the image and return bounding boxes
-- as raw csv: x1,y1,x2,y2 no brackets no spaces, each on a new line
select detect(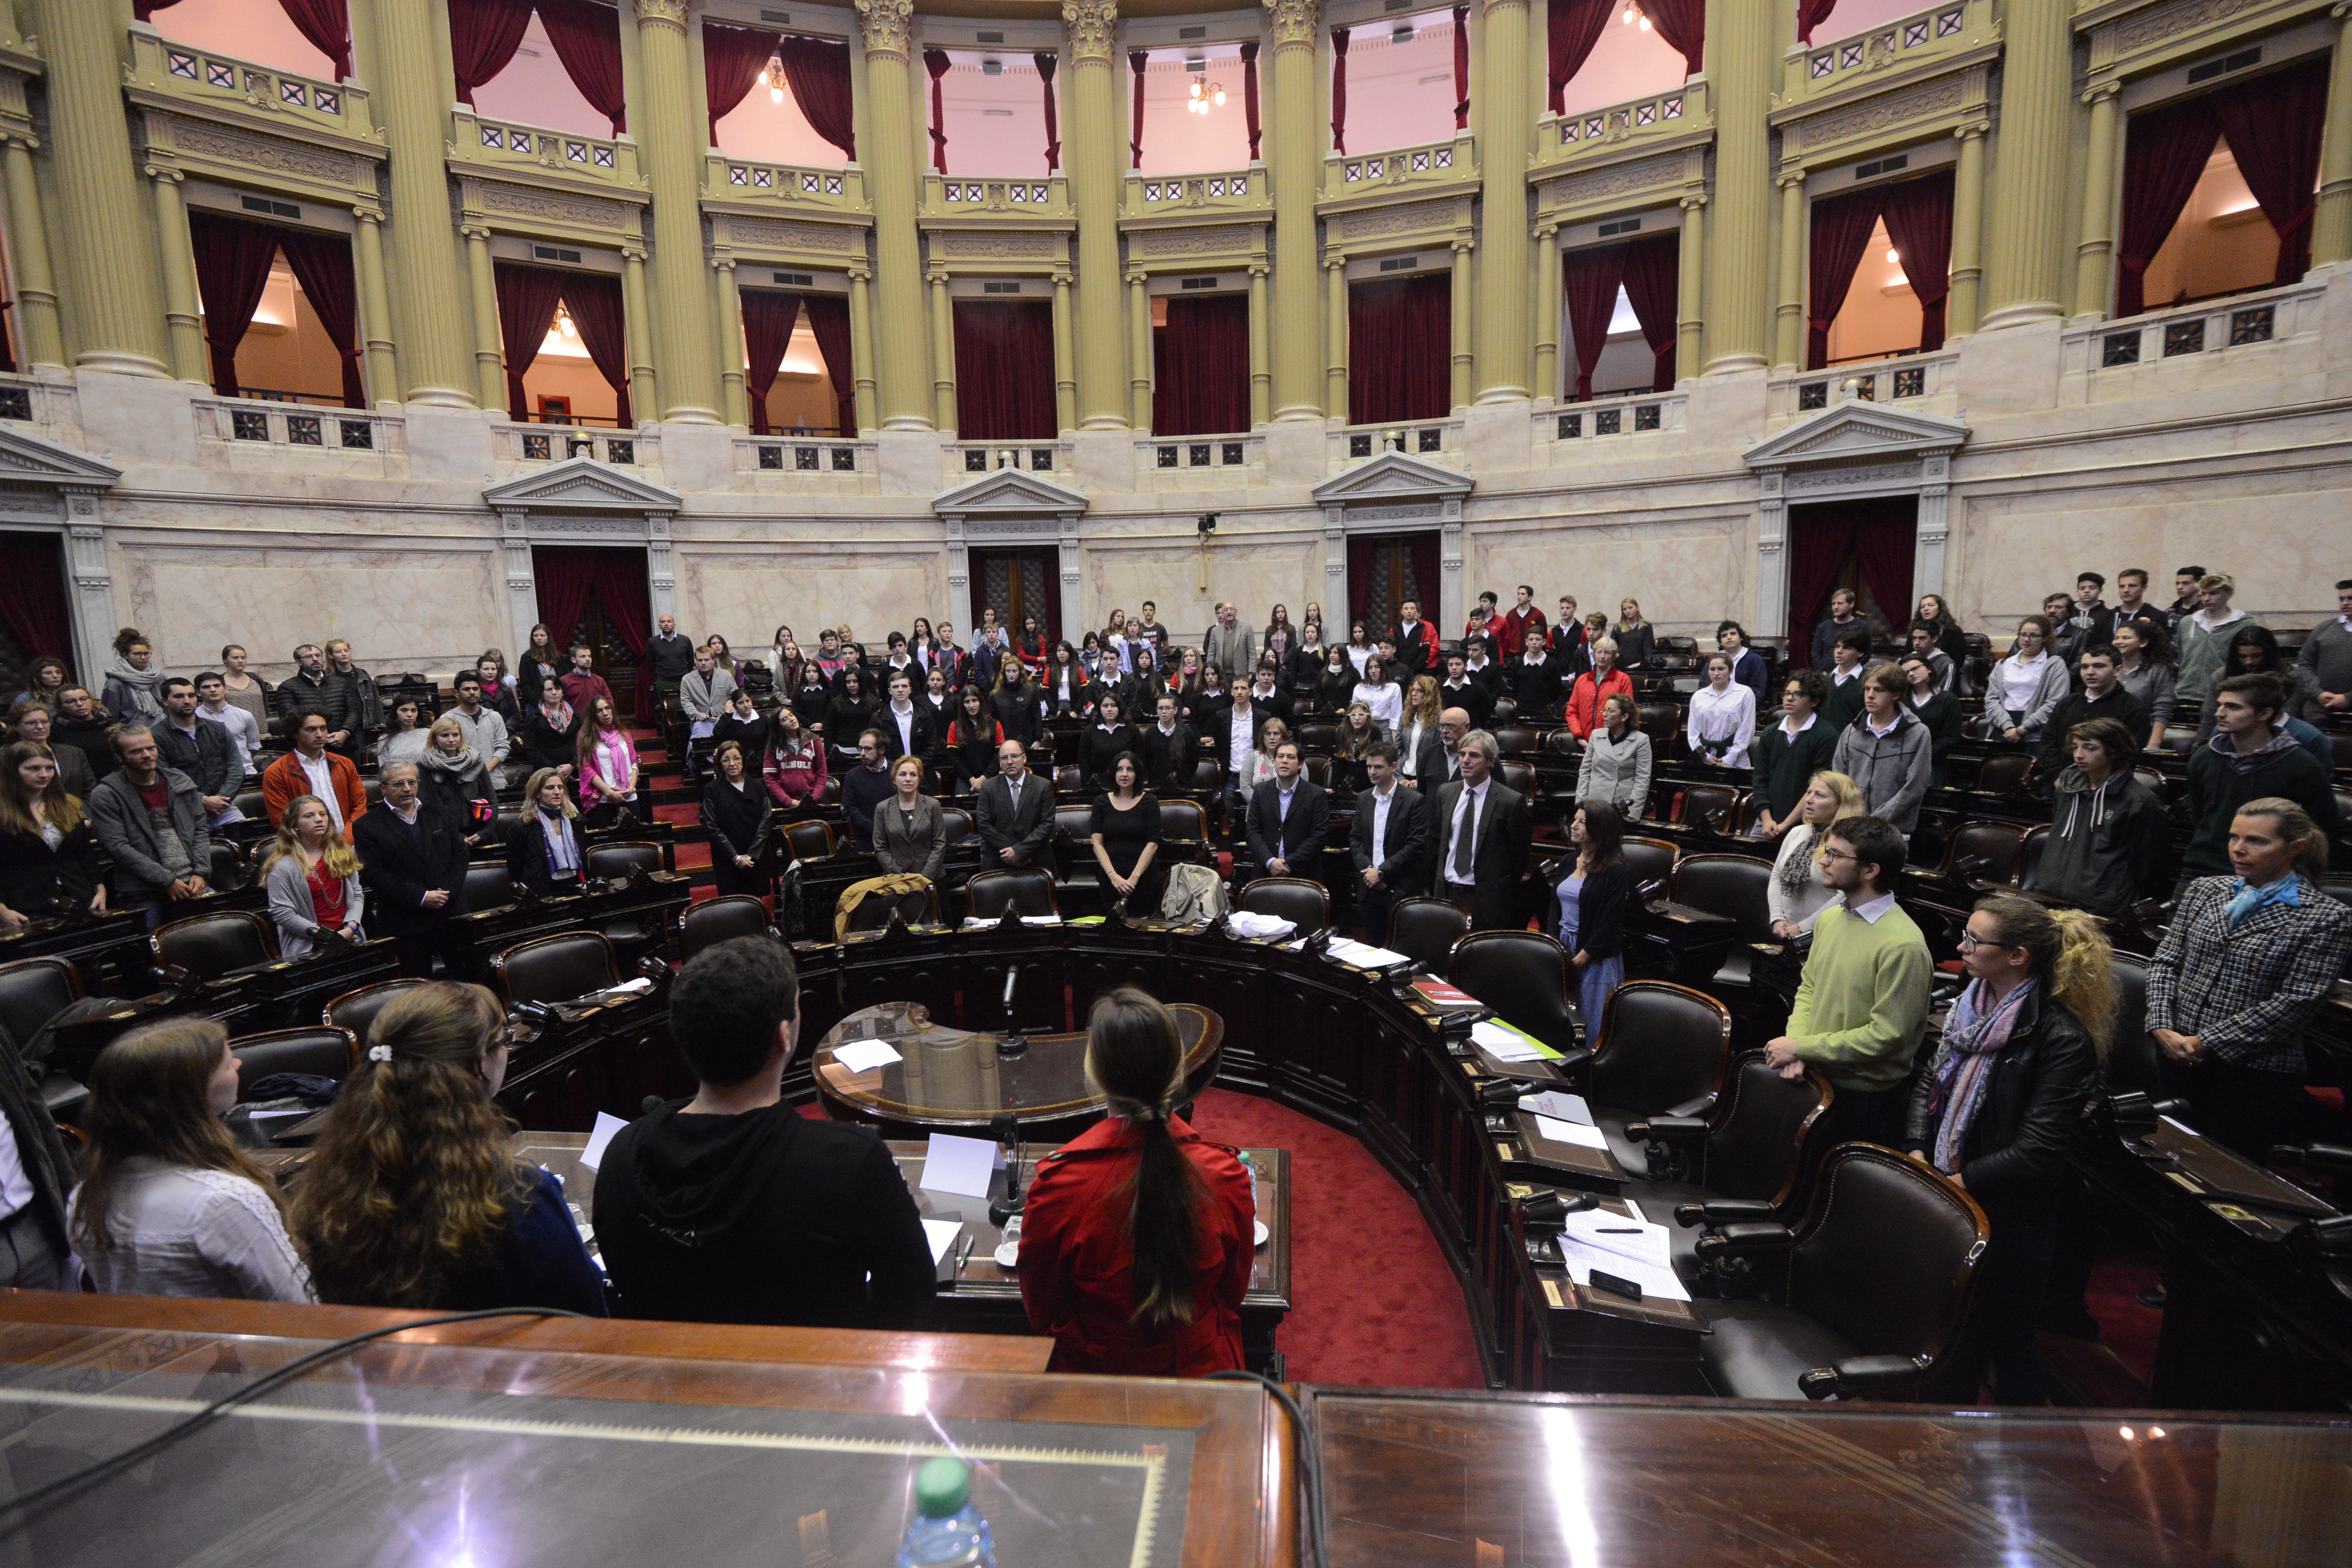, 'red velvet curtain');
704,22,782,144
0,532,72,678
1805,182,1882,370
1561,243,1626,402
741,289,802,435
1153,294,1250,436
1241,42,1262,160
1130,51,1149,169
133,0,182,20
448,0,535,107
804,292,855,434
1879,168,1954,352
493,262,568,421
2212,56,2330,288
1037,52,1060,169
1620,231,1680,393
1346,532,1441,629
187,211,282,400
561,270,631,428
925,49,953,173
1451,6,1470,129
779,35,857,160
274,226,365,409
1644,0,1705,75
1349,274,1450,425
2115,93,2219,320
276,0,353,81
1547,0,1610,114
535,547,649,660
1330,29,1350,153
536,0,626,135
1784,500,1914,666
1797,0,1839,44
953,301,1056,441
